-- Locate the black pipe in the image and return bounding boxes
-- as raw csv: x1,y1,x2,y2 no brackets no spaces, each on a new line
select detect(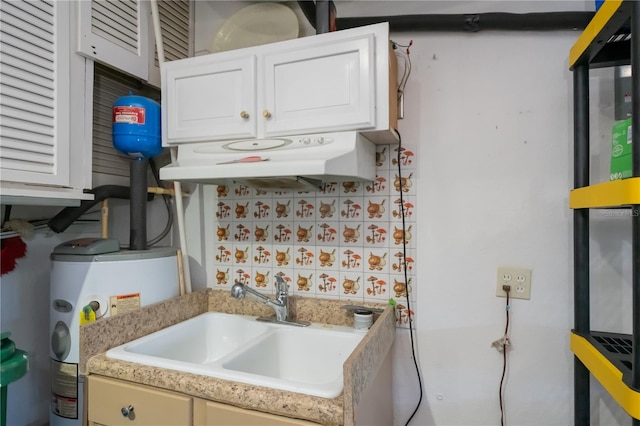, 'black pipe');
297,4,595,32
47,185,154,233
574,68,590,333
631,0,640,399
573,63,590,426
337,12,594,32
129,158,148,250
316,0,330,34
